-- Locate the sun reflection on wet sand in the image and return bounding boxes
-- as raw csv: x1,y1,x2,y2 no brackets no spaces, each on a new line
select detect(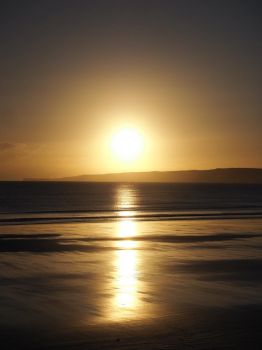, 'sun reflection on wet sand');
112,219,138,318
111,185,139,320
118,219,136,238
115,249,137,309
